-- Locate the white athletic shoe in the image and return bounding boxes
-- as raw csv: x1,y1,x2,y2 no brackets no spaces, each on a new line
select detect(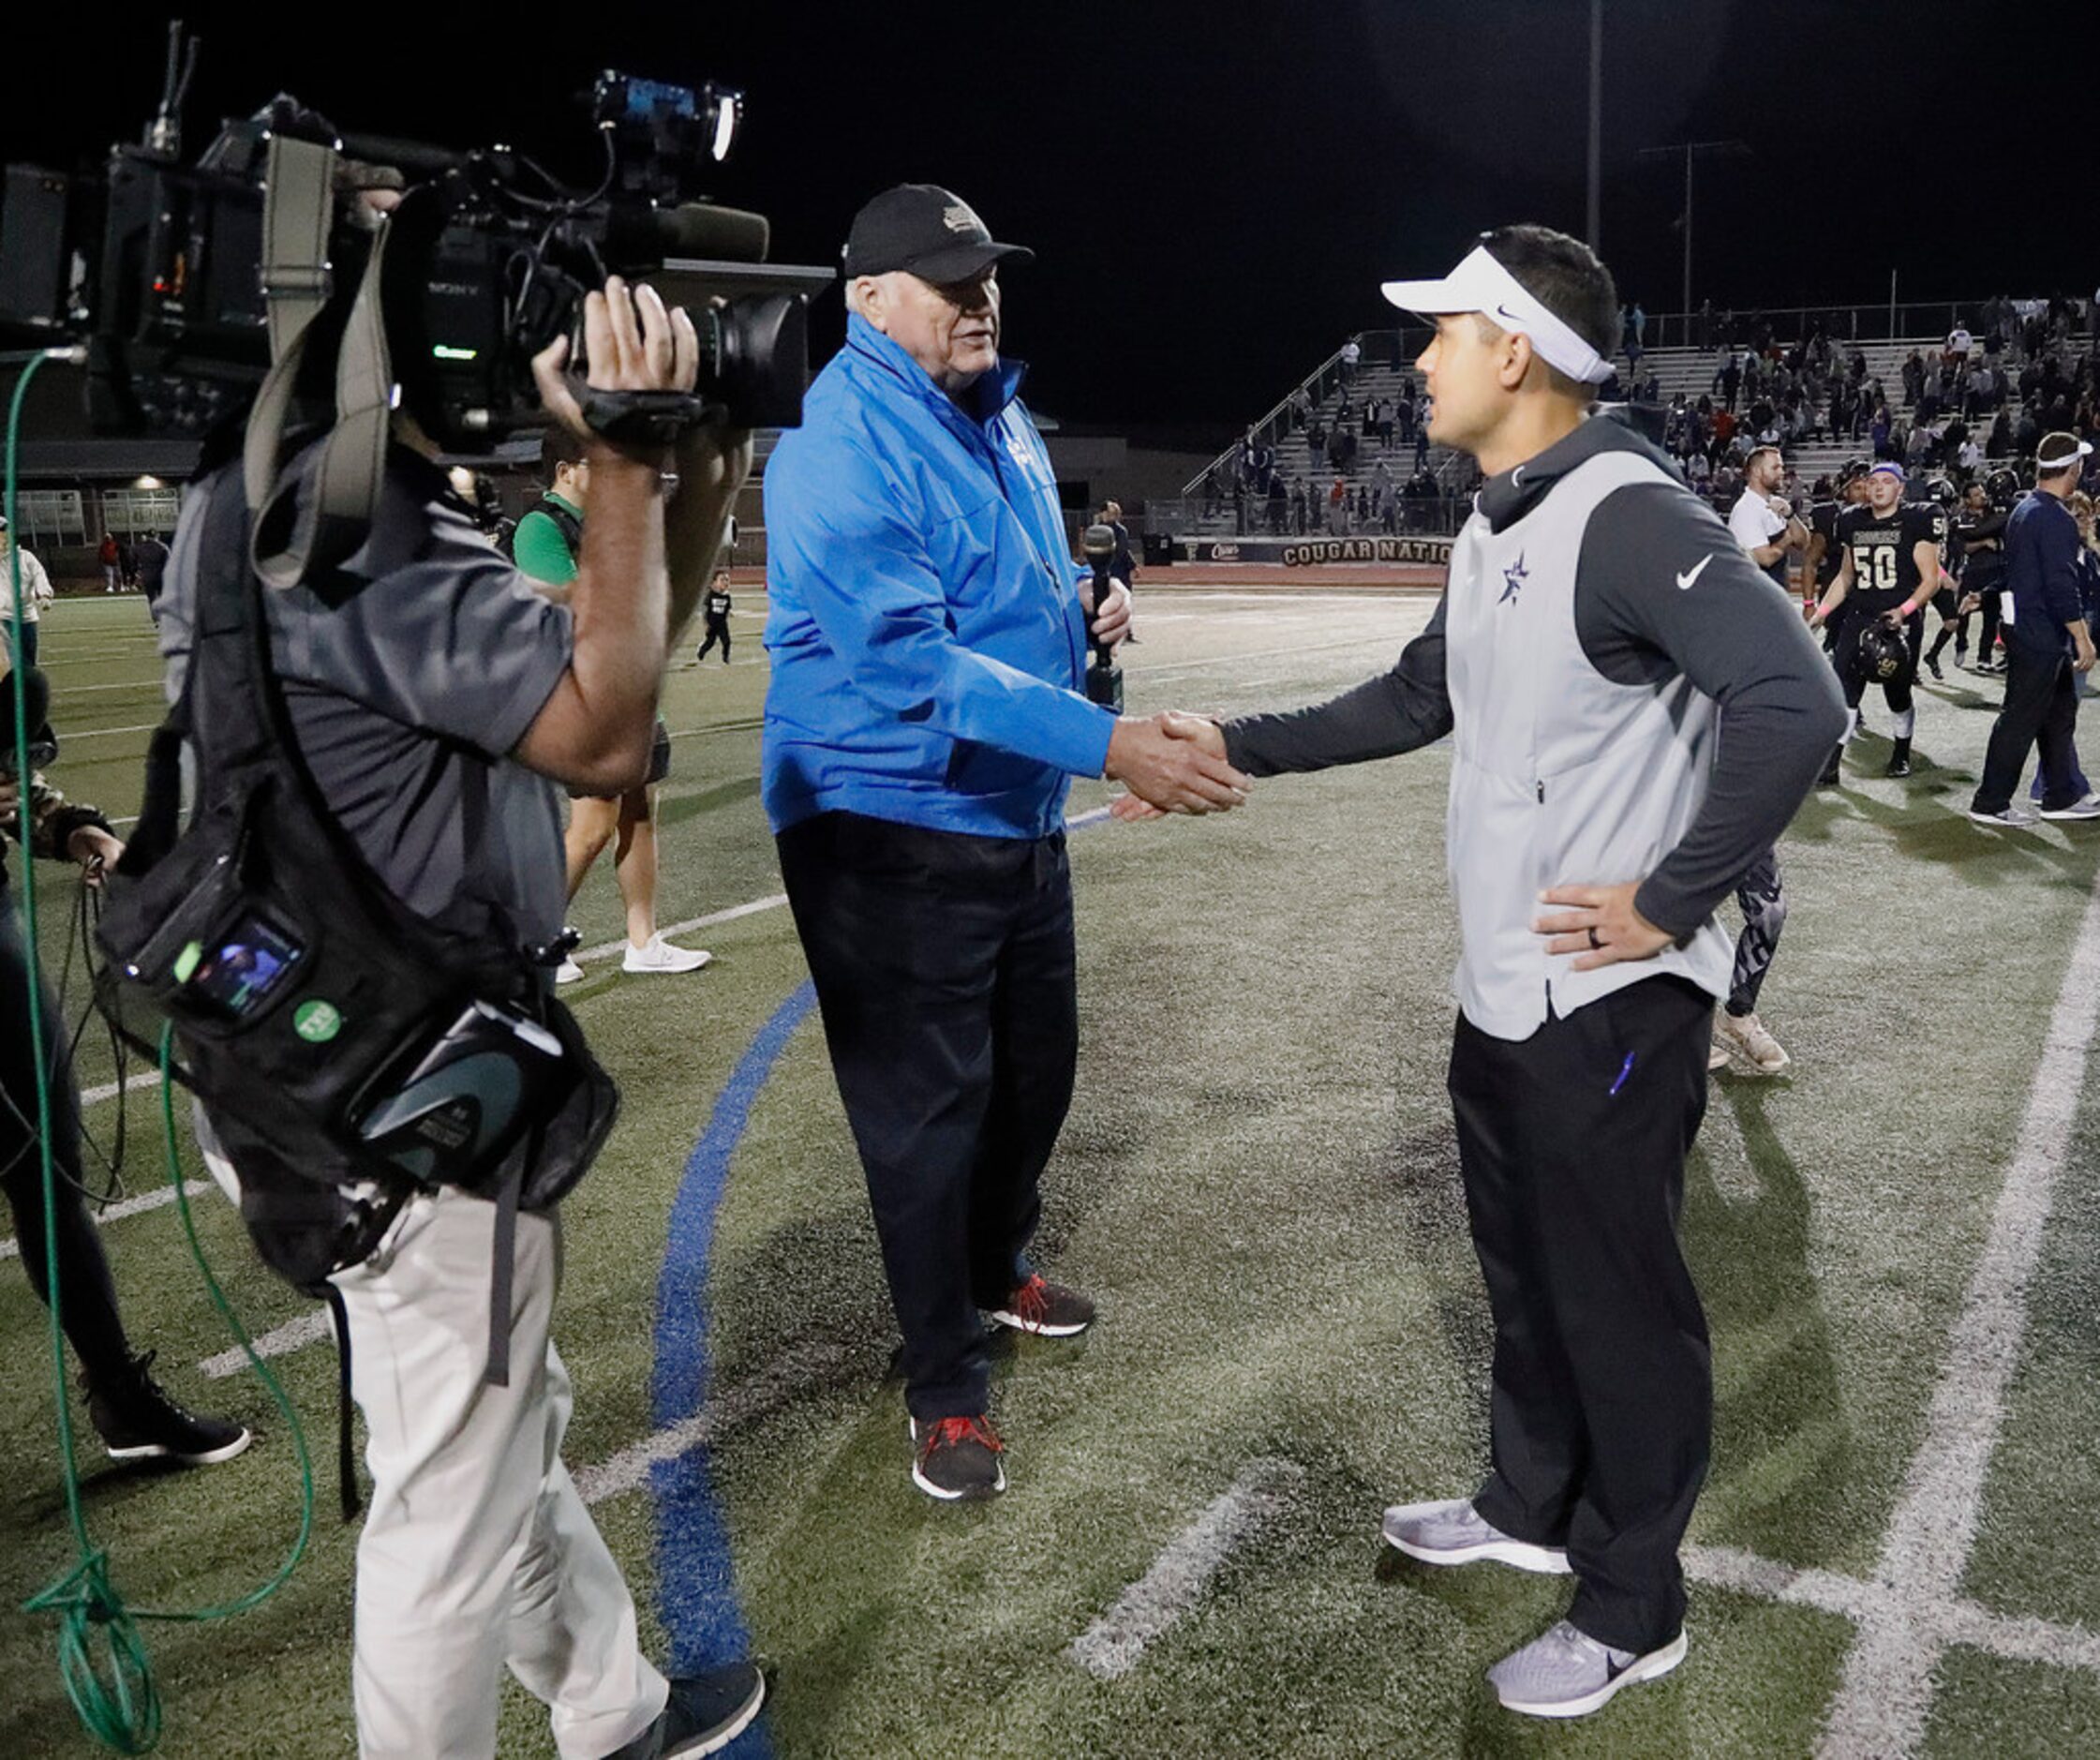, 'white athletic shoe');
1708,1032,1731,1072
1714,1009,1790,1074
1379,1498,1571,1574
554,959,586,985
622,934,714,975
2040,794,2100,822
1965,804,2040,828
1489,1619,1688,1719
